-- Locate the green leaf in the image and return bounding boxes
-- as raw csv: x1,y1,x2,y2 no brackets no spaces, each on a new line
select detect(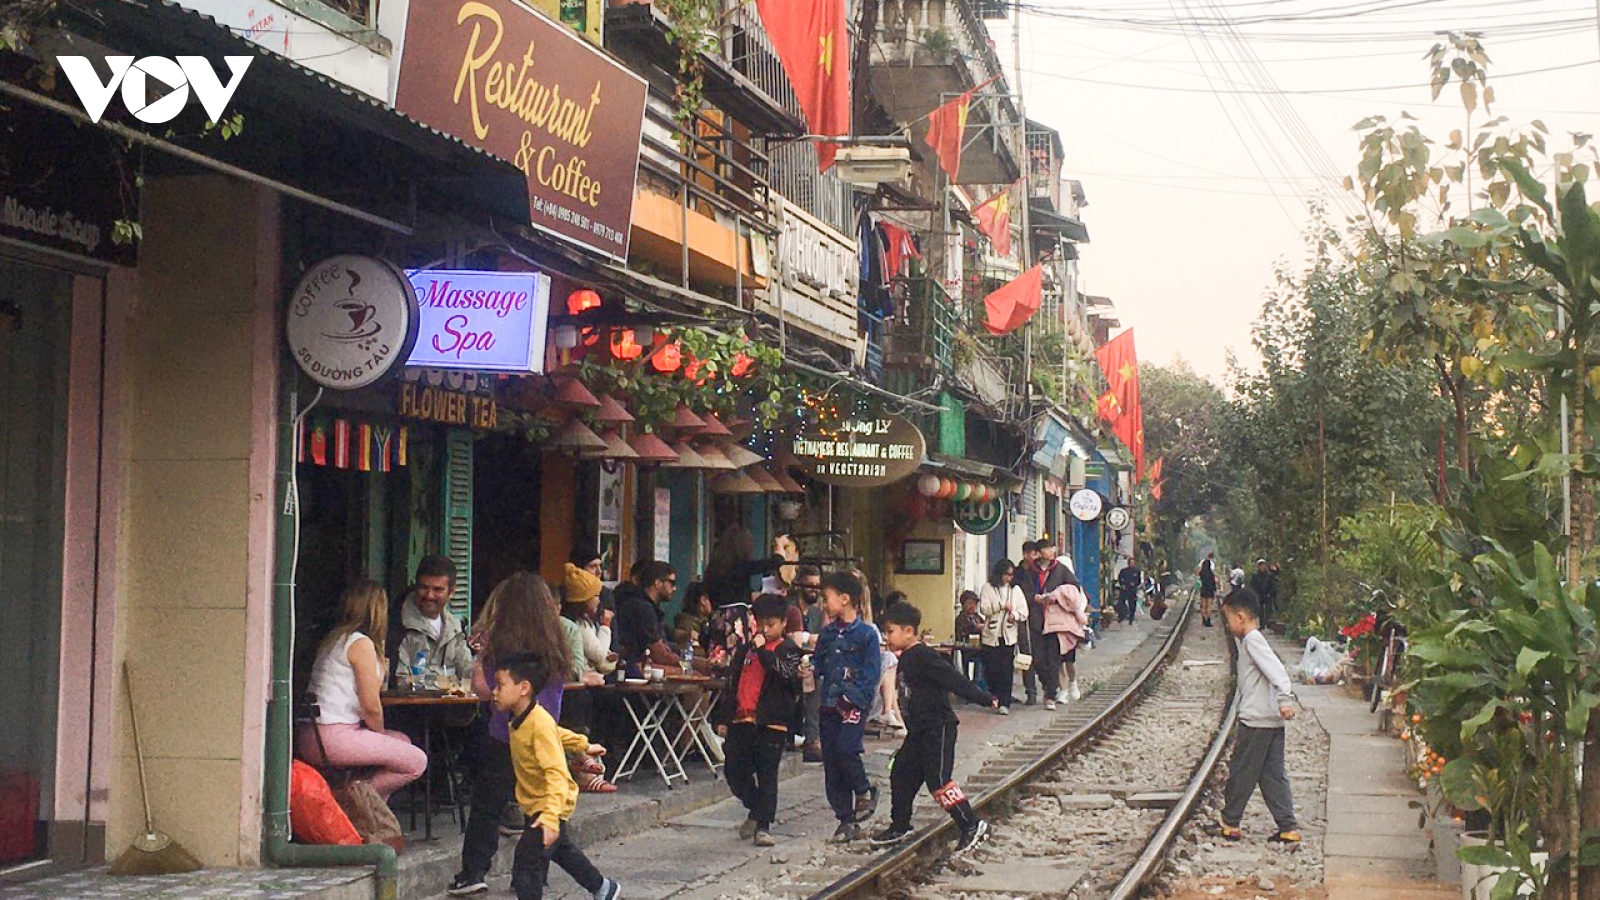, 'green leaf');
1459,845,1516,867
1515,647,1551,676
